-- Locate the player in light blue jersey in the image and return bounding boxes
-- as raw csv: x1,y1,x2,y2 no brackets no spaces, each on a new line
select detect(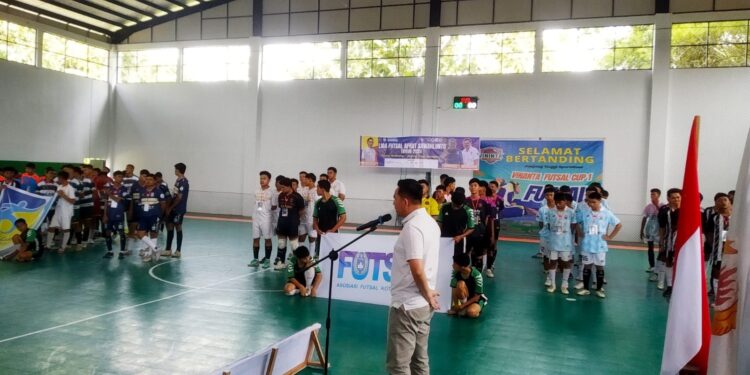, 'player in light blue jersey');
575,191,622,298
546,192,577,294
573,186,597,287
537,186,556,287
